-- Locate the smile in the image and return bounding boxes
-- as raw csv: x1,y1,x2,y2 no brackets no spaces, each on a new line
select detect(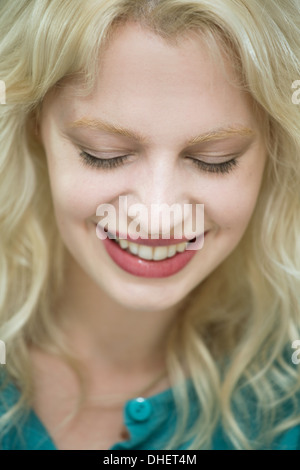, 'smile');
114,237,188,261
98,229,206,278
